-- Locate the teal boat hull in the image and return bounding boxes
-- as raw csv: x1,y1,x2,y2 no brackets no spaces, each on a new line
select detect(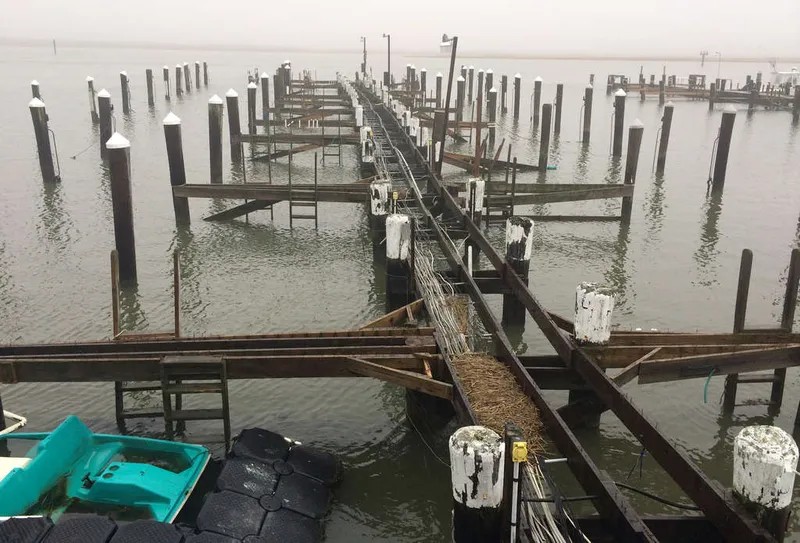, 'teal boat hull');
0,416,209,522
